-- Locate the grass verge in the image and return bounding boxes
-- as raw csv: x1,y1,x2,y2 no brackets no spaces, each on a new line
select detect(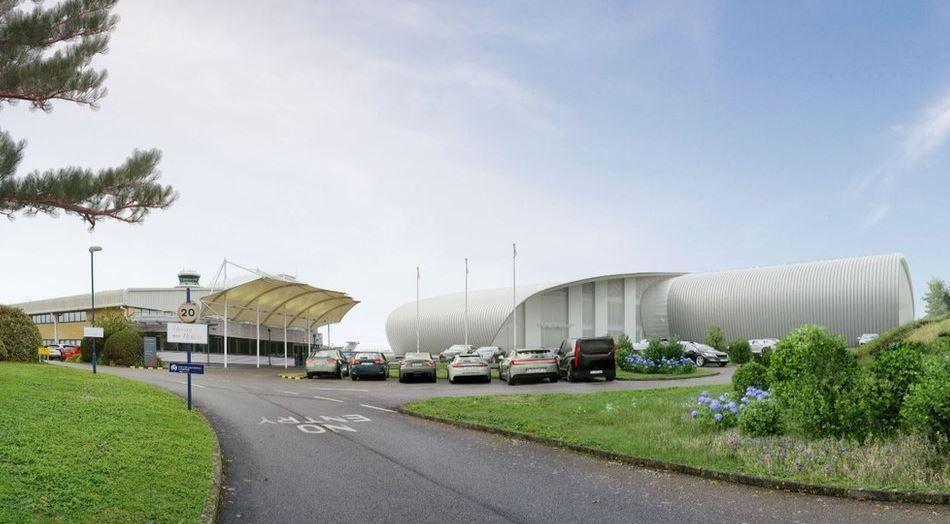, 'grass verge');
403,385,949,495
0,362,216,523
